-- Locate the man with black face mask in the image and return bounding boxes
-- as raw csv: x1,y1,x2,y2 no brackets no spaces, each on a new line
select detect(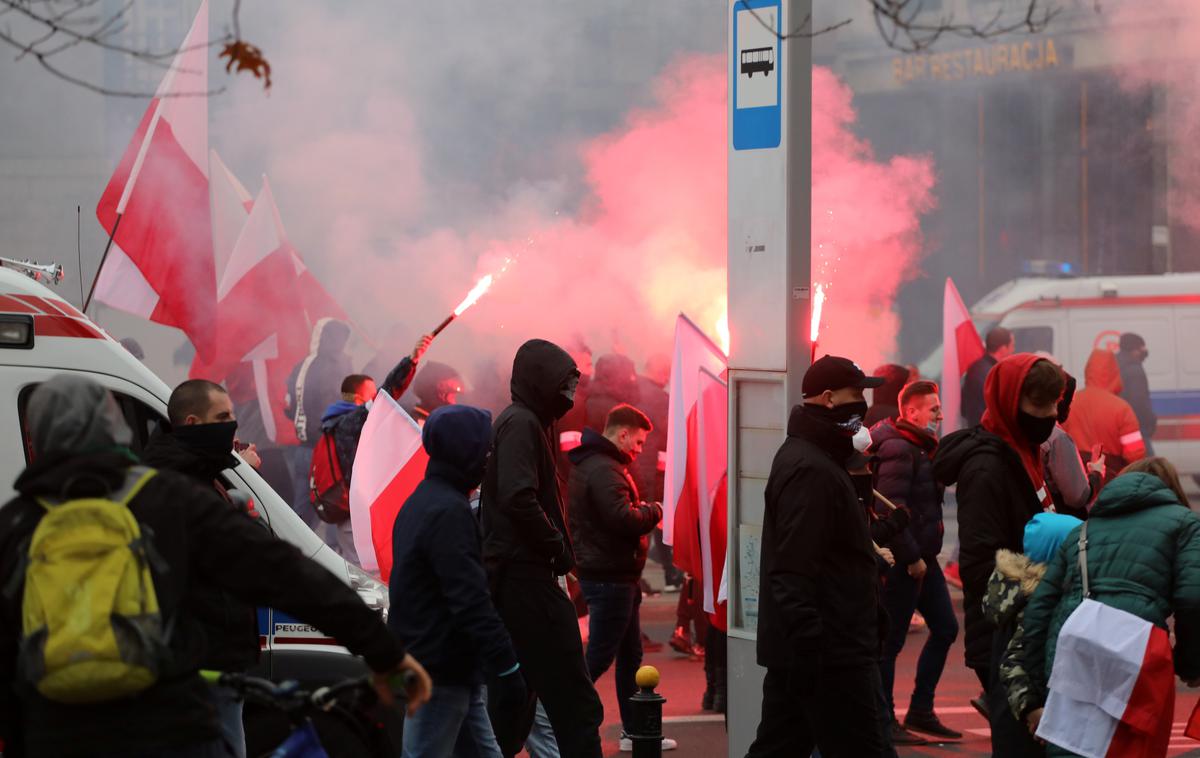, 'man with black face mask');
933,354,1065,756
480,339,603,758
747,355,889,758
141,378,264,758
